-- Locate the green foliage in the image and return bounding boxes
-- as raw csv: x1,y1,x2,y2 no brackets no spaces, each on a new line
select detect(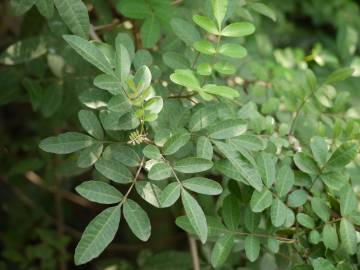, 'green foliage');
2,0,360,269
